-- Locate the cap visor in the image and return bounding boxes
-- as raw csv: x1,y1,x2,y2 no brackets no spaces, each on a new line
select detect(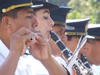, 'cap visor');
15,4,43,10
86,35,95,39
32,1,59,10
31,4,43,9
65,25,75,30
